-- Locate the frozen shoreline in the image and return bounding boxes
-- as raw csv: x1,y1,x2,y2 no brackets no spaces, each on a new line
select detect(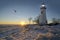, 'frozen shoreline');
0,24,60,40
